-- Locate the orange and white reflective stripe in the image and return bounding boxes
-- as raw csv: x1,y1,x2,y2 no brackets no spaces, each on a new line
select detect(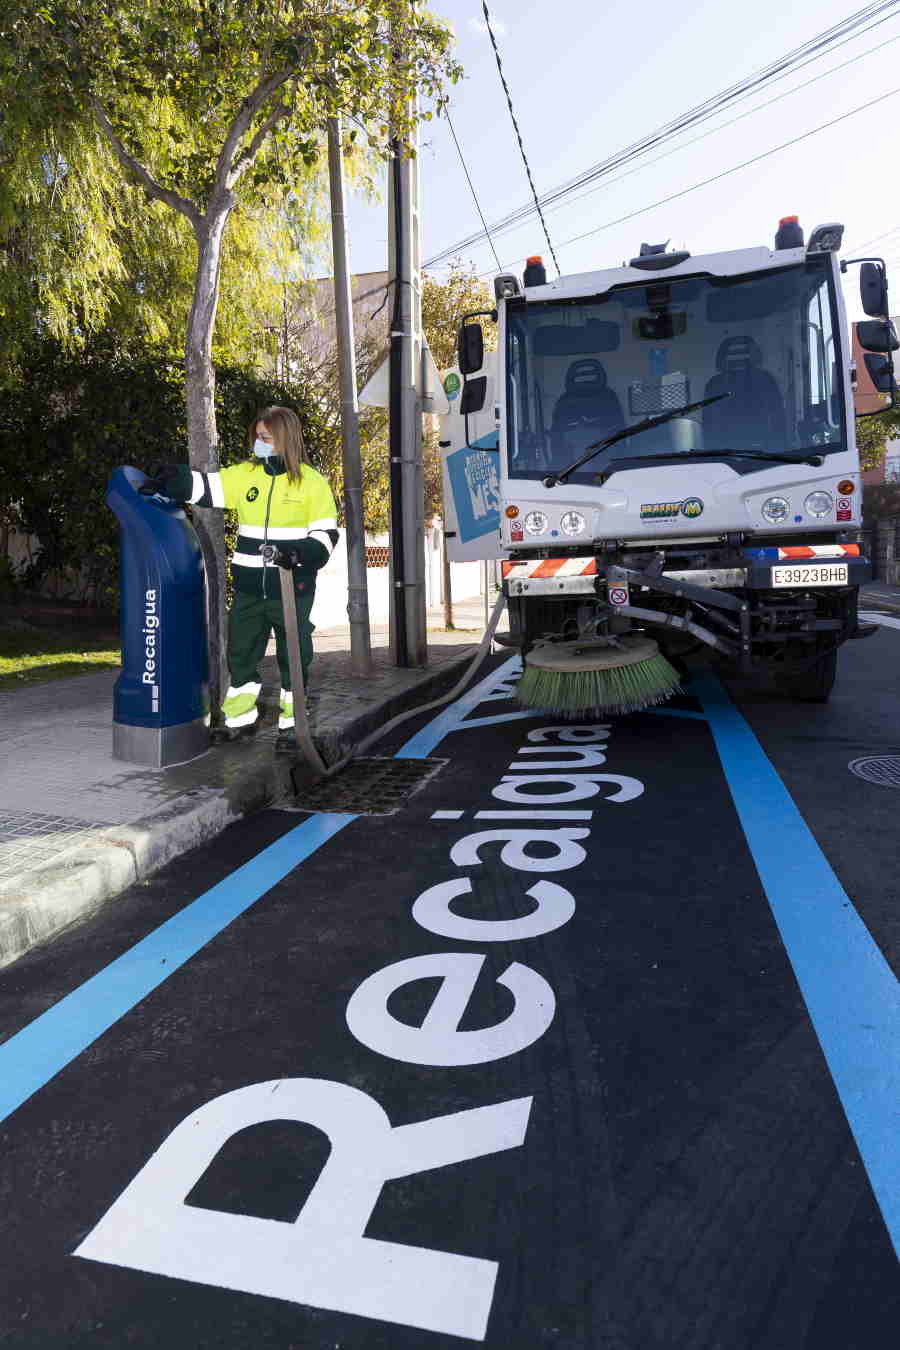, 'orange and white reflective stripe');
502,557,597,580
776,544,860,560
